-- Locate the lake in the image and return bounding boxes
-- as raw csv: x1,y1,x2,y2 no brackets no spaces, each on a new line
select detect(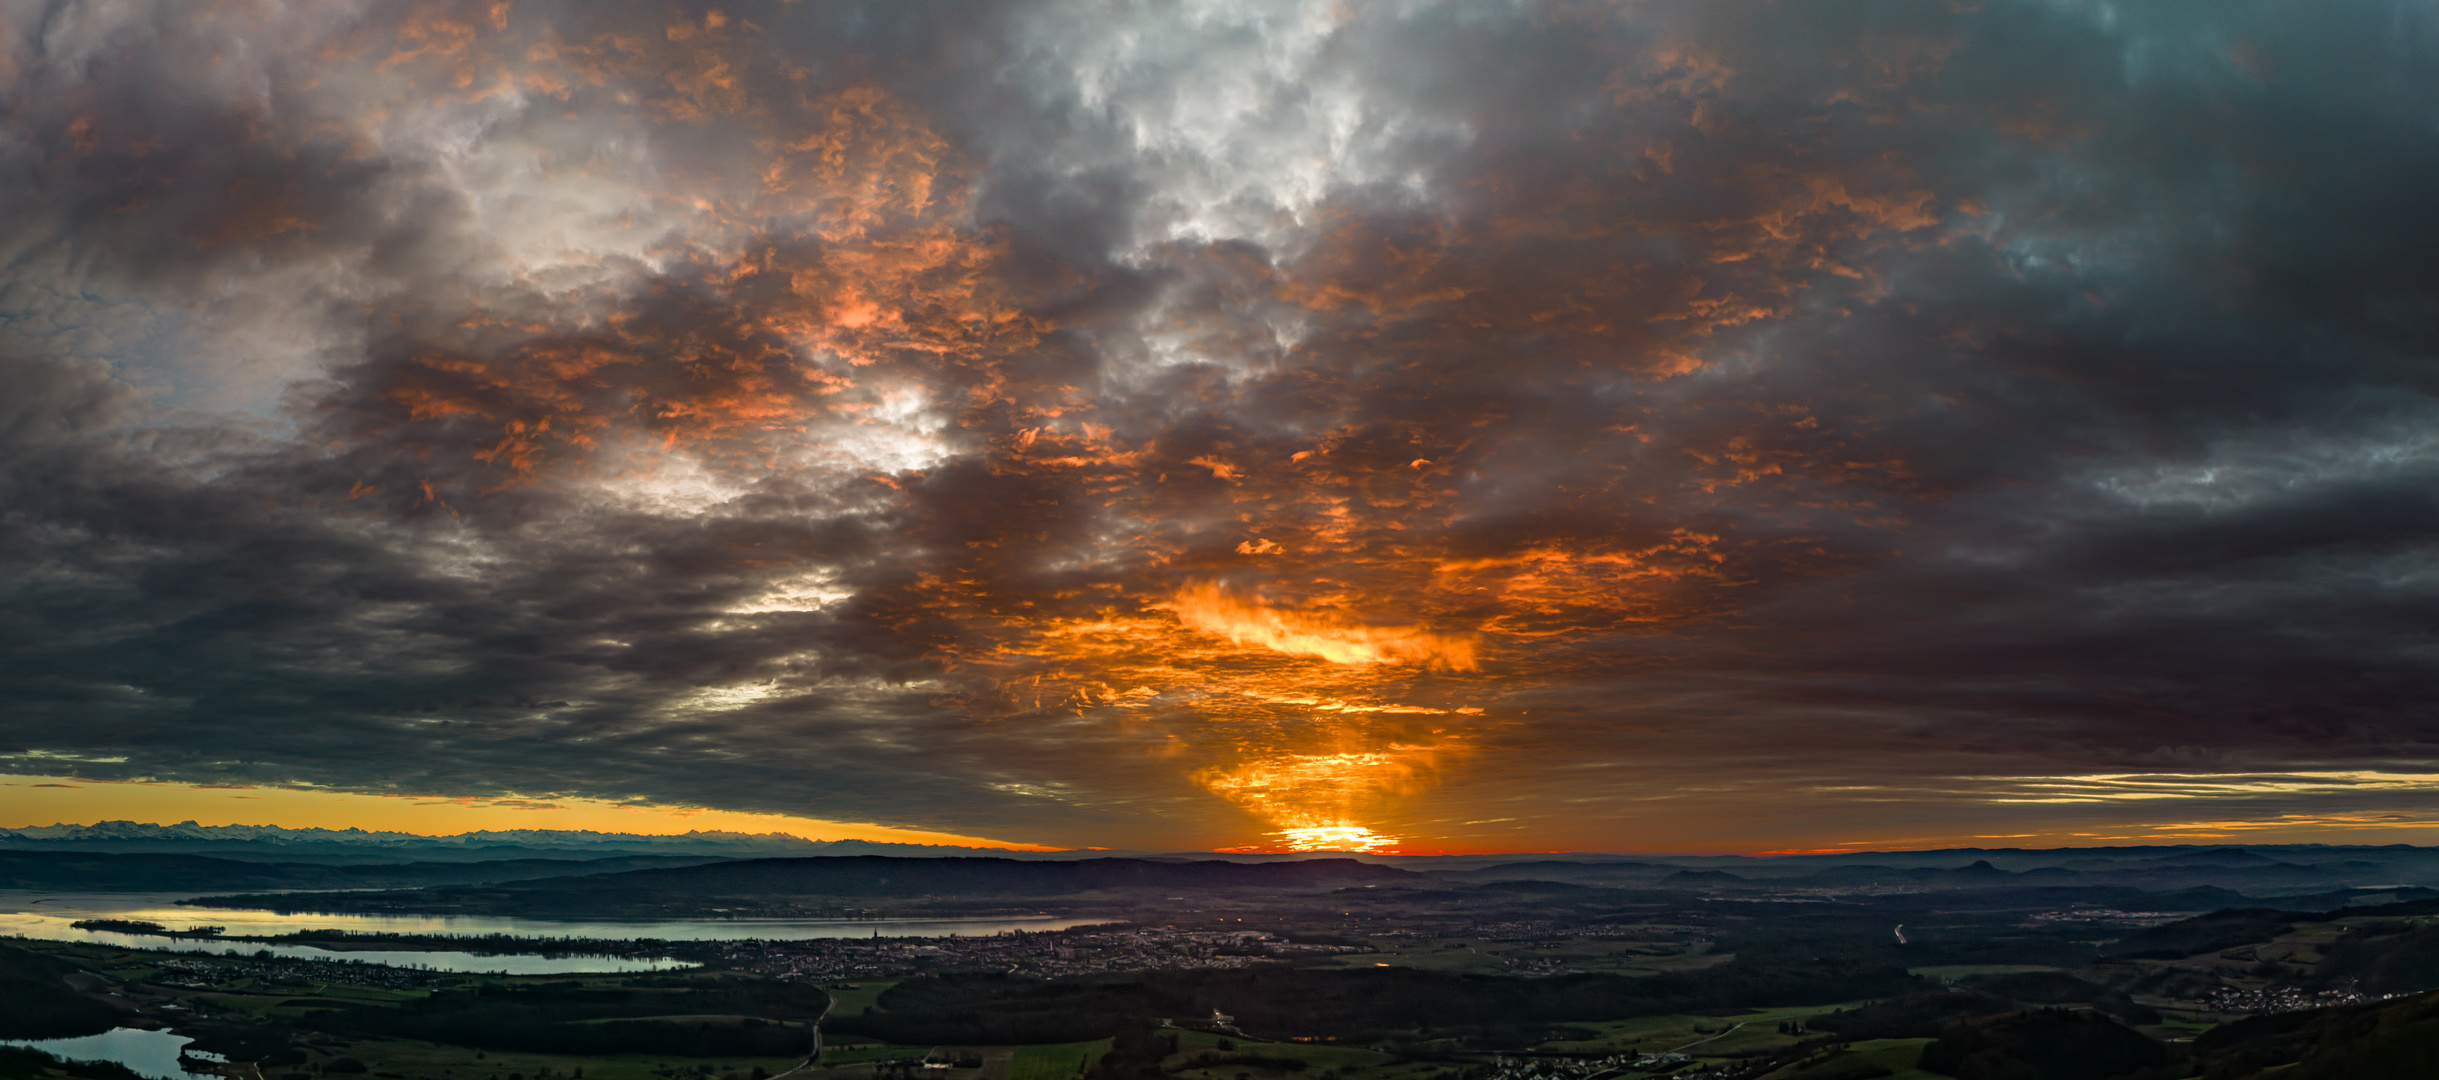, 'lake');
2,1028,223,1080
0,892,1112,973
